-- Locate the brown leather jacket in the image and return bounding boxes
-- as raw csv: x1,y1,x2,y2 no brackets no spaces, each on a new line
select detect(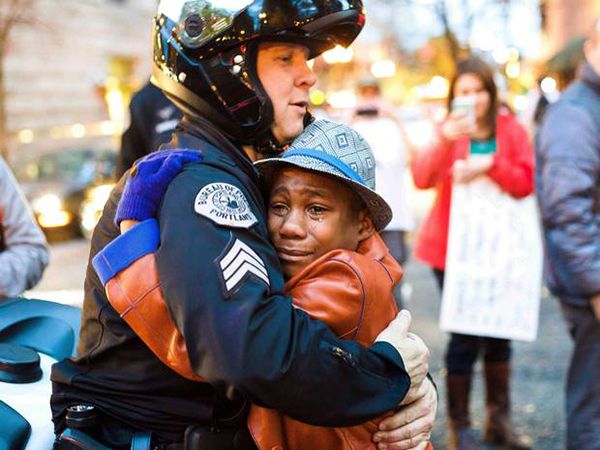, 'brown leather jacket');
247,233,402,450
